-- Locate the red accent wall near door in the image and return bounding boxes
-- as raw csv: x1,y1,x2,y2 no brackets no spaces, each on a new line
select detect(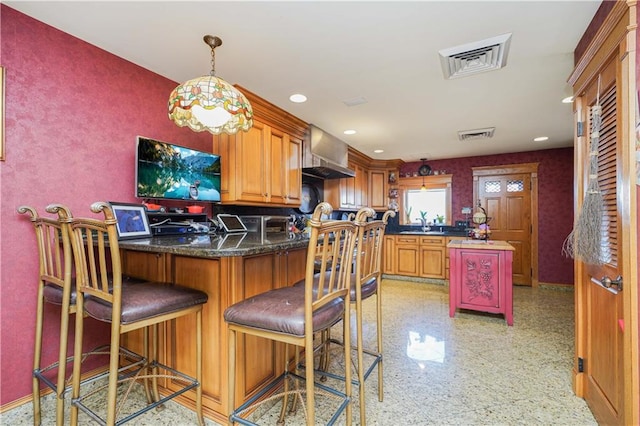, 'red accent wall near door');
0,6,213,406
